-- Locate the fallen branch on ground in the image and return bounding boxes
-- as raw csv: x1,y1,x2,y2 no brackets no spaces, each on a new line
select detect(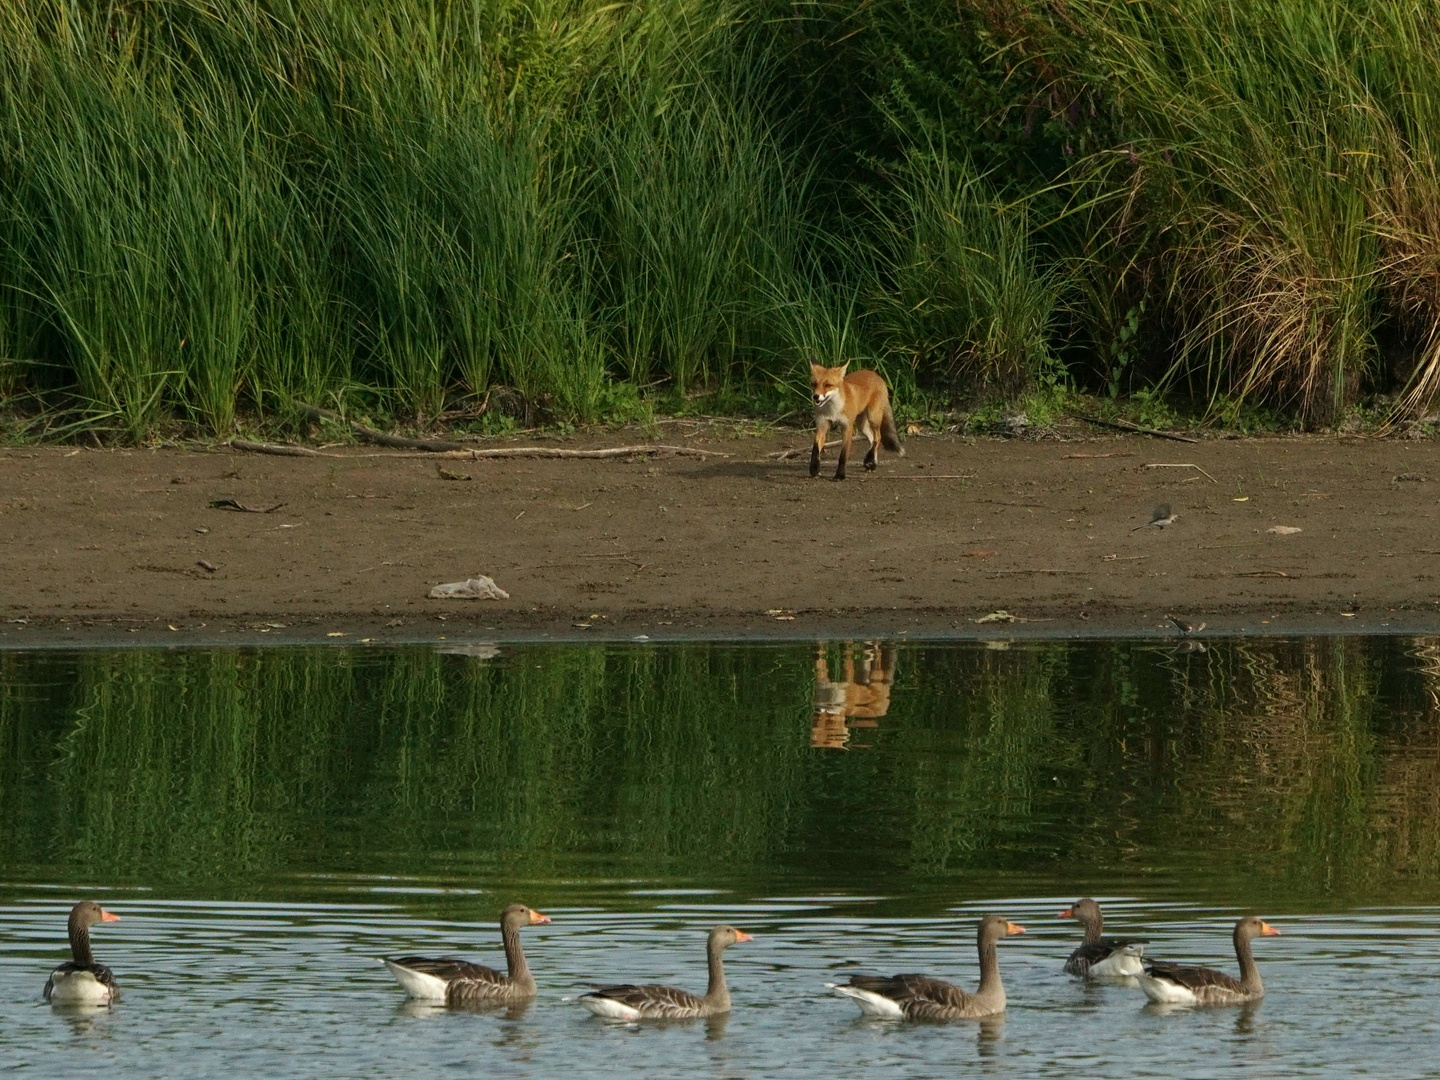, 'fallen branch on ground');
1069,414,1199,444
301,404,467,451
875,478,979,486
209,498,287,513
229,438,726,460
986,568,1093,575
230,439,320,457
434,445,726,460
